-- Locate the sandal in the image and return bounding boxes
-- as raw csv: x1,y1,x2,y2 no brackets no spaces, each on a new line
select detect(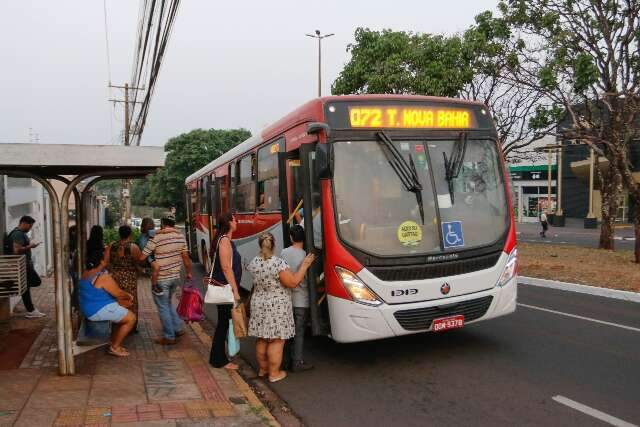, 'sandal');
107,346,130,357
269,372,287,383
223,362,239,370
257,369,267,378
